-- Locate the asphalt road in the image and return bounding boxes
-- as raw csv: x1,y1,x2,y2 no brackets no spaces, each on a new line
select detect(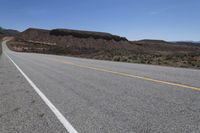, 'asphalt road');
1,40,200,133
